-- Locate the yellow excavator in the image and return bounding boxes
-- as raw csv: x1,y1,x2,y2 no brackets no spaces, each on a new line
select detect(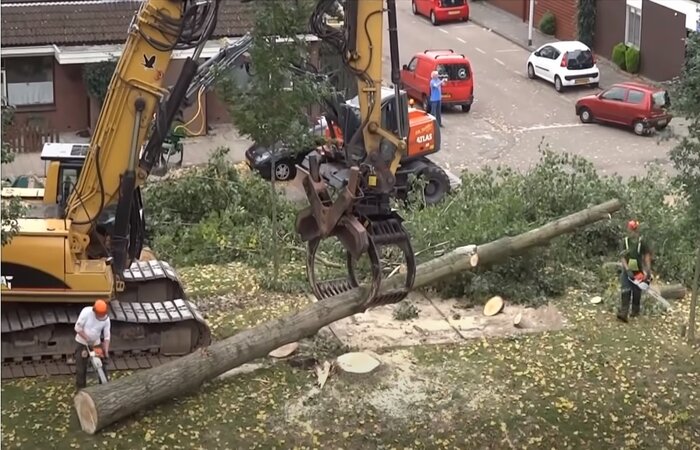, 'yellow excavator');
1,0,223,378
1,0,416,378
